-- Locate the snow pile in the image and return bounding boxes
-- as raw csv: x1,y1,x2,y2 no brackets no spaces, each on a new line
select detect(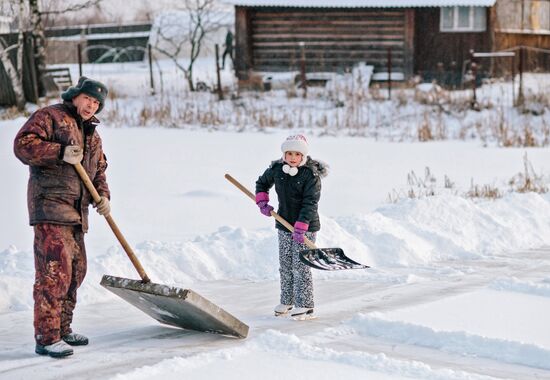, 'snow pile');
335,192,550,267
325,62,374,97
4,191,550,314
335,313,550,370
90,226,280,284
491,277,550,298
0,245,33,312
109,329,498,380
